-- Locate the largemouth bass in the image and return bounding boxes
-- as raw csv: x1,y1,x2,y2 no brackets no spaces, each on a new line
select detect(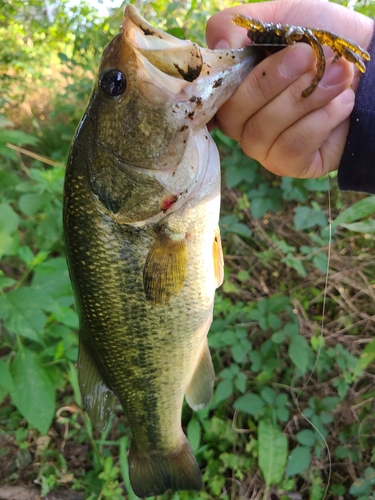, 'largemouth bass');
63,6,260,497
